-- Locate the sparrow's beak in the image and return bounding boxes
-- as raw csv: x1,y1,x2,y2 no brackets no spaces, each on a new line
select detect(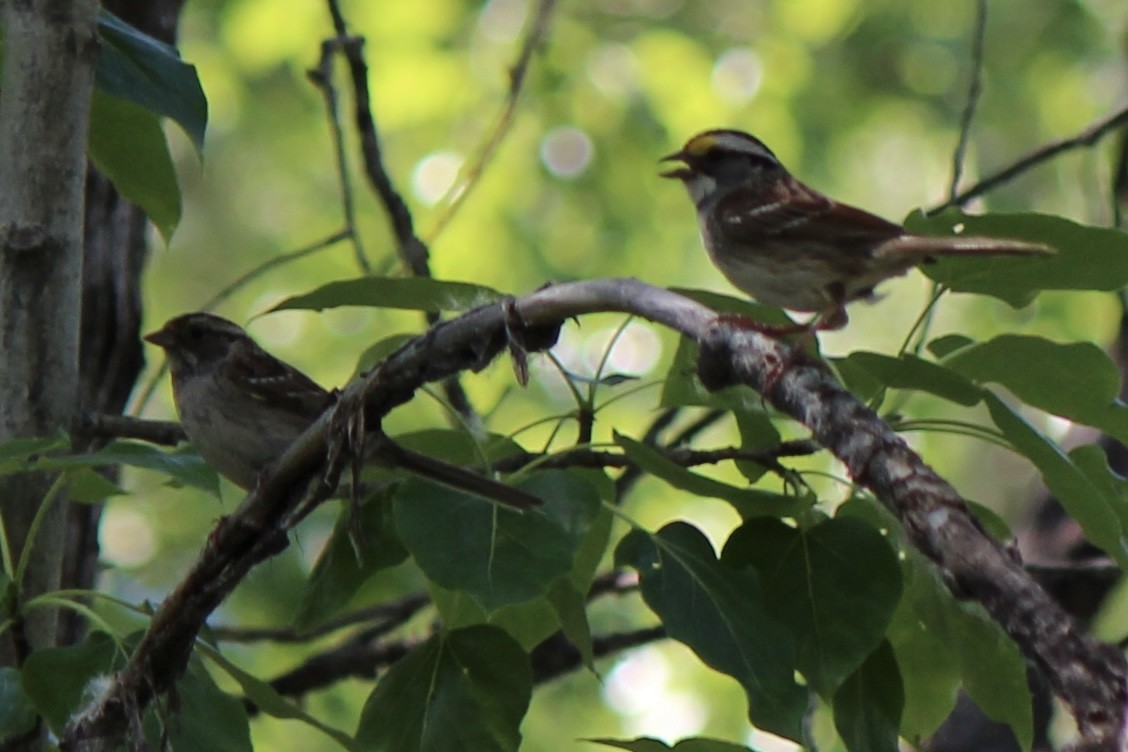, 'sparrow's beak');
659,150,692,180
143,327,173,349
